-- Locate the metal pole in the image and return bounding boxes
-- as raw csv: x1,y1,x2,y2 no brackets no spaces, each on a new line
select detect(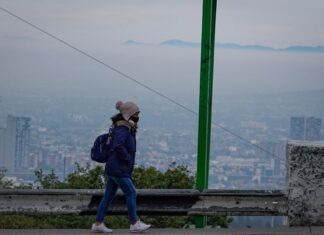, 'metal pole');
195,0,217,228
